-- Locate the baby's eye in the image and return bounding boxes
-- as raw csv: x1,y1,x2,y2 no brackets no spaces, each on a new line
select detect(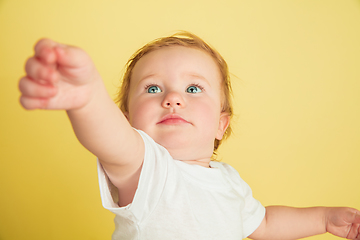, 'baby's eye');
147,85,162,93
186,85,203,93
